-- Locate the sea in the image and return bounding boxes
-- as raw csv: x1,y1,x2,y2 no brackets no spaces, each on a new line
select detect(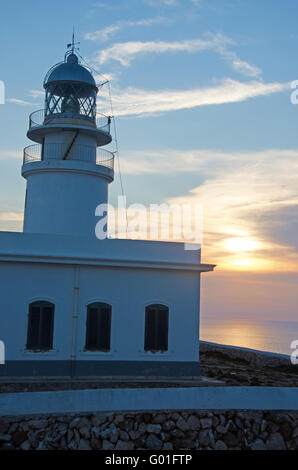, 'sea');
200,317,298,356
